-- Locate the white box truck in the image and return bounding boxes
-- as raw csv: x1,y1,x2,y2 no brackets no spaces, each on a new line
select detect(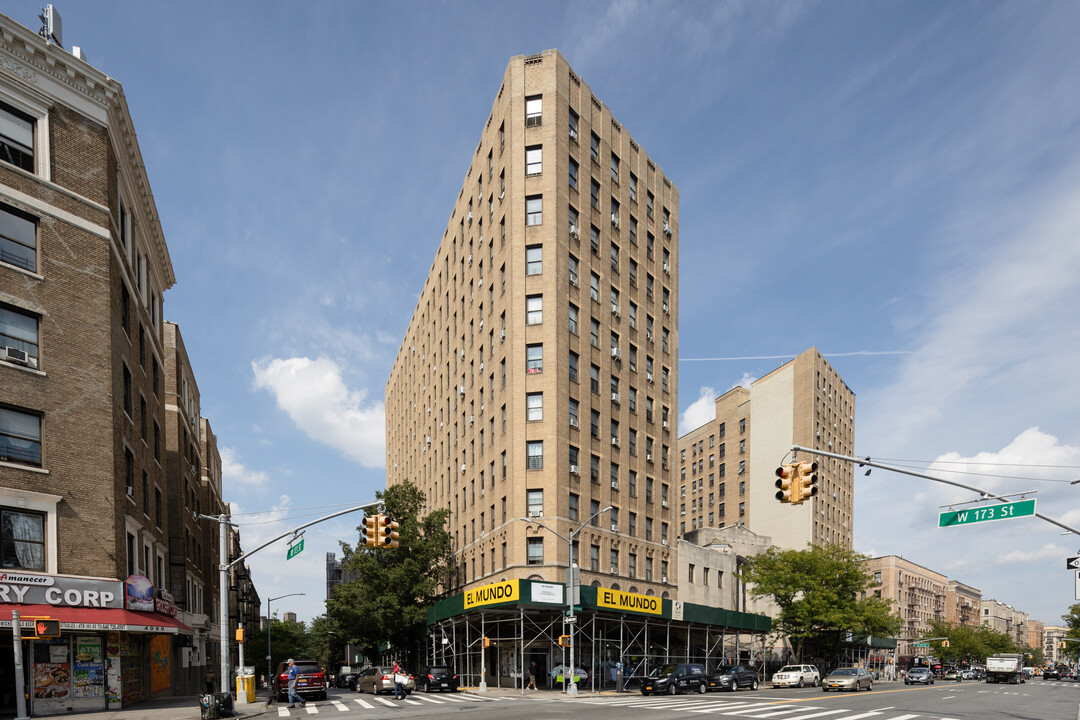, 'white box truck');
986,654,1024,684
